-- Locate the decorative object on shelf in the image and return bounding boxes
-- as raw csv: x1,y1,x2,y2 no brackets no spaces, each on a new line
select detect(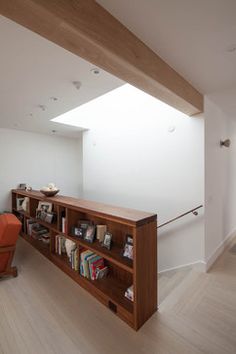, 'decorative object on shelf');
65,239,77,258
84,224,96,243
102,232,112,250
123,234,133,260
18,183,26,190
26,186,32,192
96,225,107,242
40,183,59,197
